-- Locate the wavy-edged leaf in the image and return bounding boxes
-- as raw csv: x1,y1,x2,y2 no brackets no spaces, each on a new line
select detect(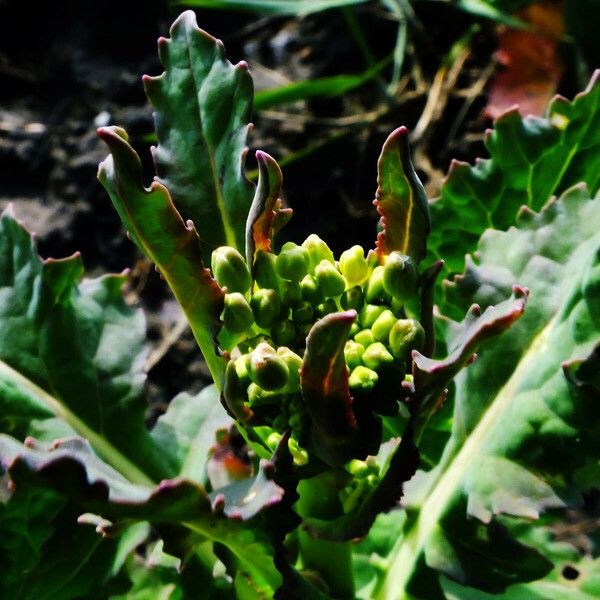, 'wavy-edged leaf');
245,151,290,269
0,207,168,484
97,126,226,387
143,10,254,259
374,126,431,264
0,435,283,595
376,185,600,598
429,69,600,276
300,310,360,466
